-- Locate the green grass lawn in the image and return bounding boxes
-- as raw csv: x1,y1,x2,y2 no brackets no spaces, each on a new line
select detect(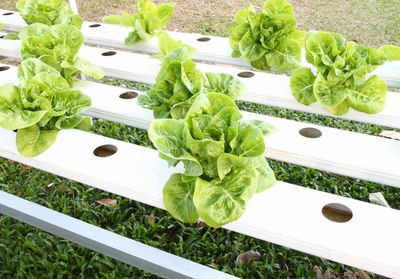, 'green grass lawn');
1,0,400,278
